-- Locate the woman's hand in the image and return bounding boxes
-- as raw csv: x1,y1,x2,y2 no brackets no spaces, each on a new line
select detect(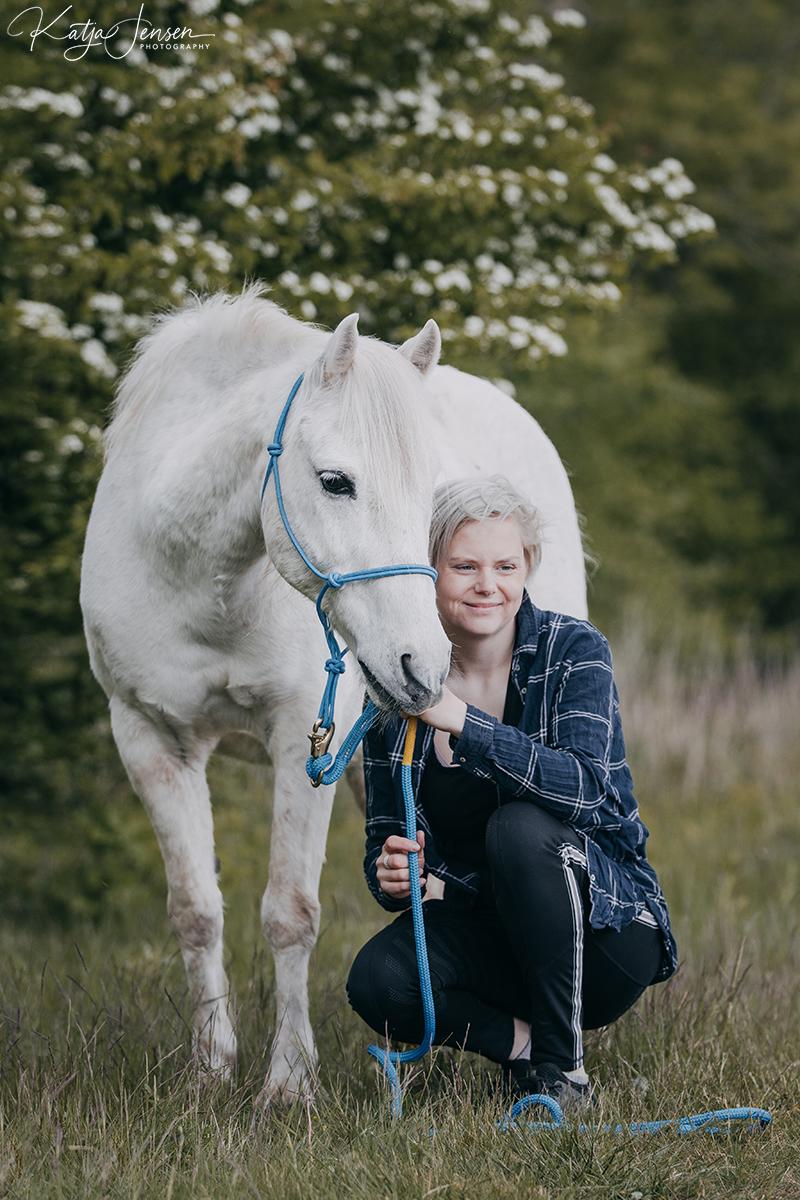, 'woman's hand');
377,831,426,898
412,686,468,736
